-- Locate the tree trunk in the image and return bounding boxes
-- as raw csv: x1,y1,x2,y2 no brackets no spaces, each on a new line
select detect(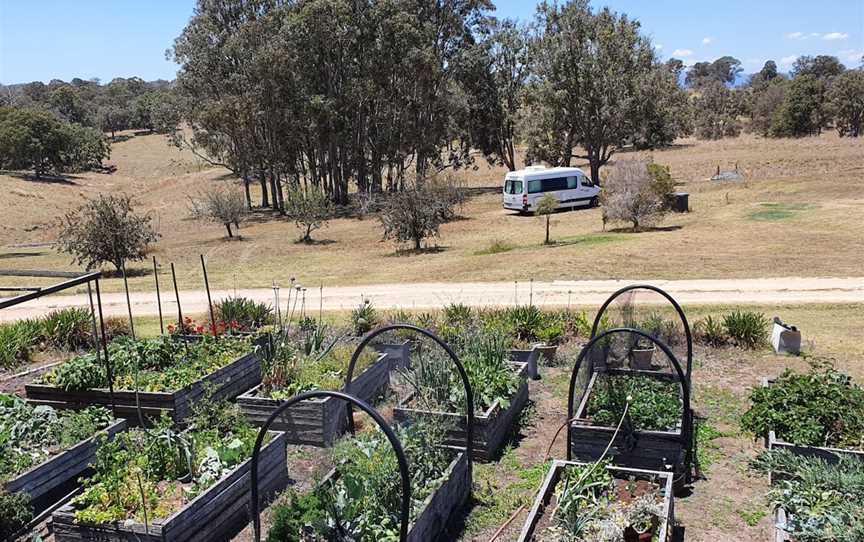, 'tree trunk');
414,236,421,251
259,173,270,208
545,215,550,244
590,159,601,186
242,175,252,210
225,223,233,238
